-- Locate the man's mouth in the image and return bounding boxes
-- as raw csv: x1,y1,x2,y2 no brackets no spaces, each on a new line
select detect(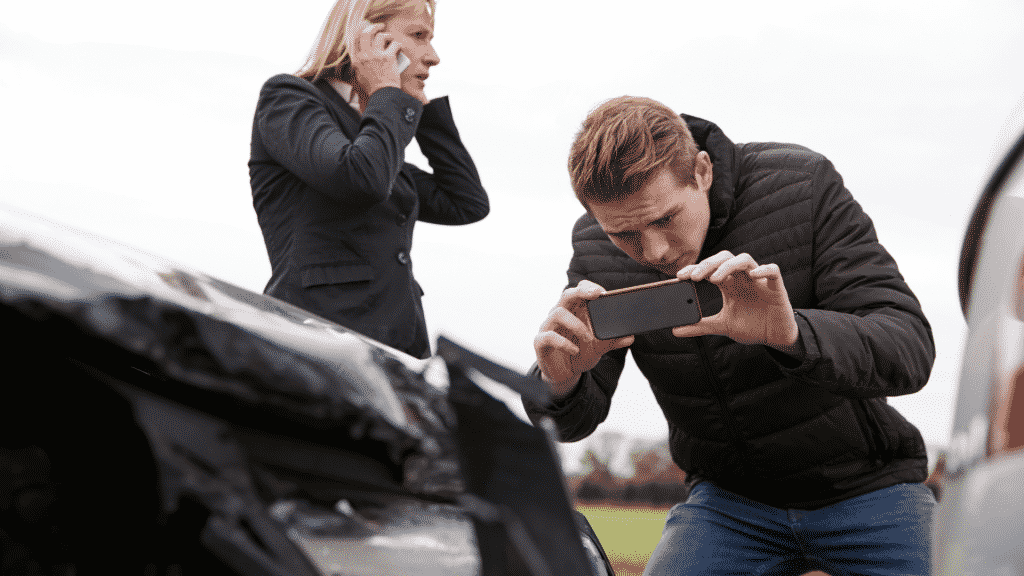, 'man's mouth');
650,255,690,275
645,260,678,275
